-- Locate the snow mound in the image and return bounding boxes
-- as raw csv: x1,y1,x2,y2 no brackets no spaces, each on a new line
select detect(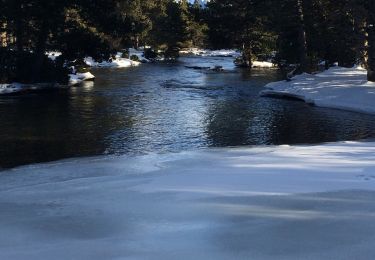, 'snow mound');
69,72,95,86
181,48,241,57
252,61,275,68
261,66,375,115
0,72,95,95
